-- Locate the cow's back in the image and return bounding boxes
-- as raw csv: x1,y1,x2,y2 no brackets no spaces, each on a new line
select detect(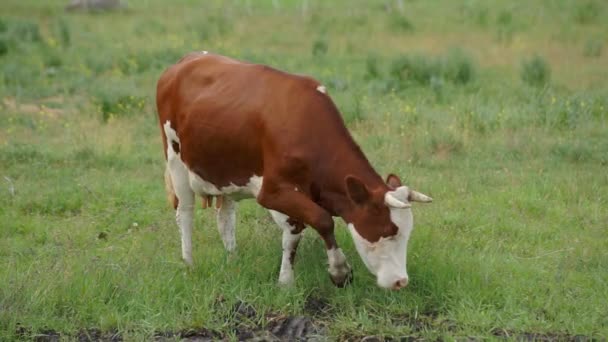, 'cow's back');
157,52,352,191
